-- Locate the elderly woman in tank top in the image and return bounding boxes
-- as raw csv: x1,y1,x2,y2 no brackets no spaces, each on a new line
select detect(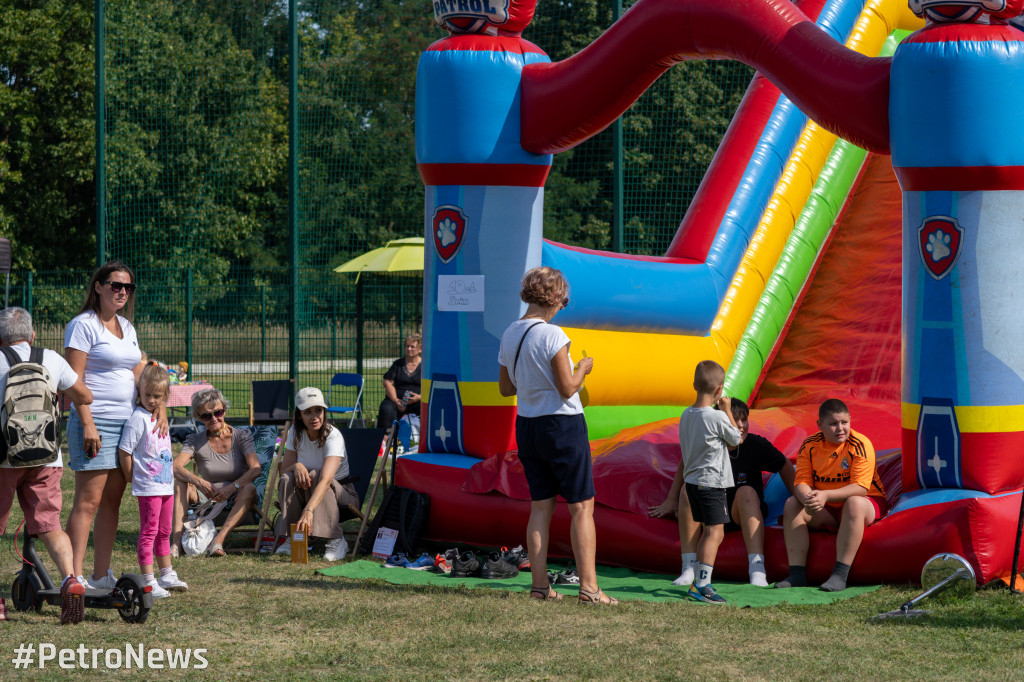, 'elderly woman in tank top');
171,388,261,557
